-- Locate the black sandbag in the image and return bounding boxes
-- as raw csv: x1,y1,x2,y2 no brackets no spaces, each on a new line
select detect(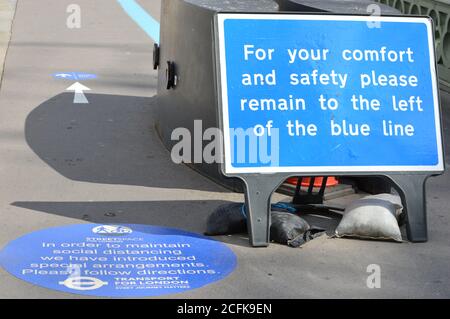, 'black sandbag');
206,202,325,247
205,202,297,236
204,202,246,236
270,211,325,247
